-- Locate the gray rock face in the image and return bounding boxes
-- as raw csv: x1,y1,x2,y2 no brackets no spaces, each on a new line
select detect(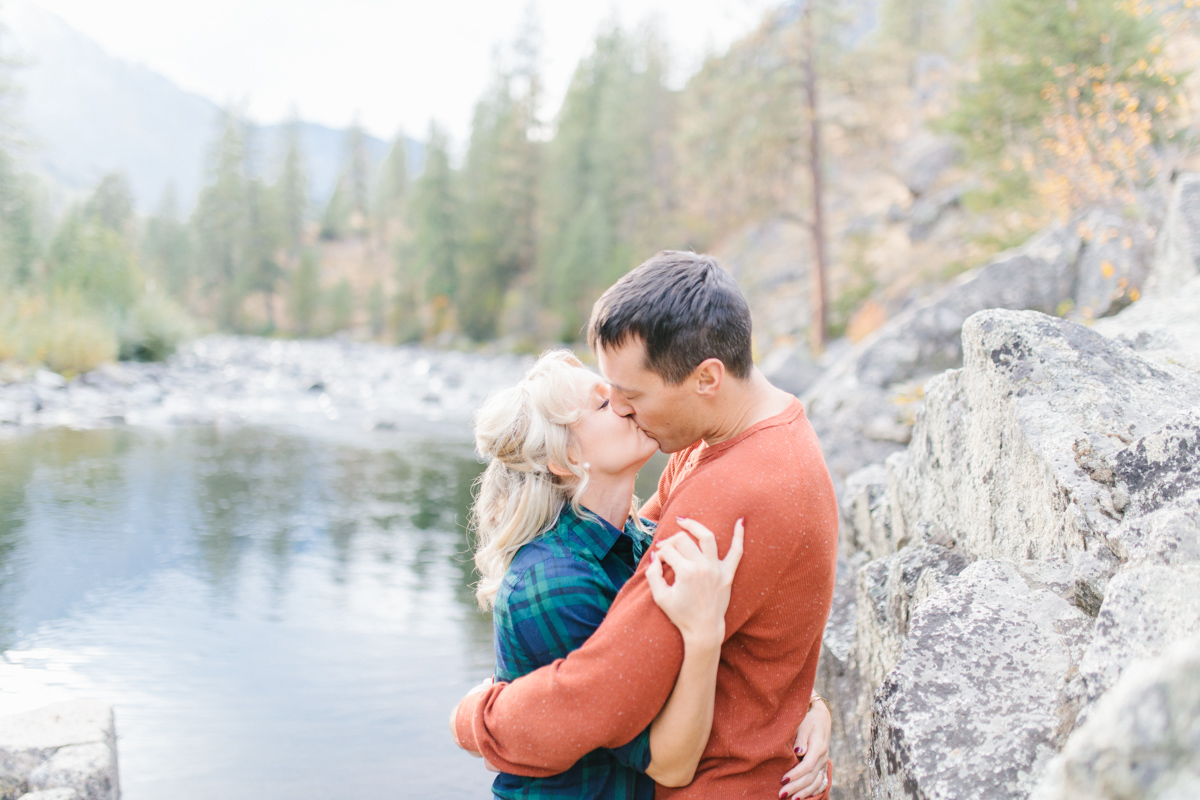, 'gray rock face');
818,552,869,800
890,310,1200,565
855,544,969,691
0,702,118,800
1031,633,1200,800
841,464,892,559
1069,208,1153,321
1076,565,1200,716
870,561,1093,800
18,790,81,800
895,133,961,197
1147,173,1200,295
